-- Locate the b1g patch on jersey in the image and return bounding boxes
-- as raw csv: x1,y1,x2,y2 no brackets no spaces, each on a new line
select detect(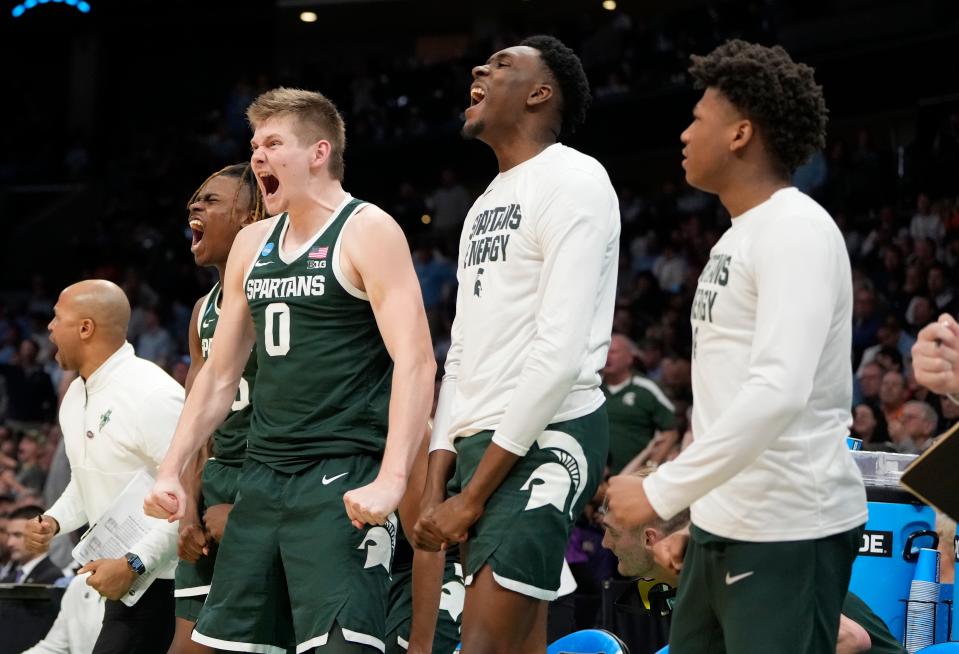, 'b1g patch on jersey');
858,530,893,557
